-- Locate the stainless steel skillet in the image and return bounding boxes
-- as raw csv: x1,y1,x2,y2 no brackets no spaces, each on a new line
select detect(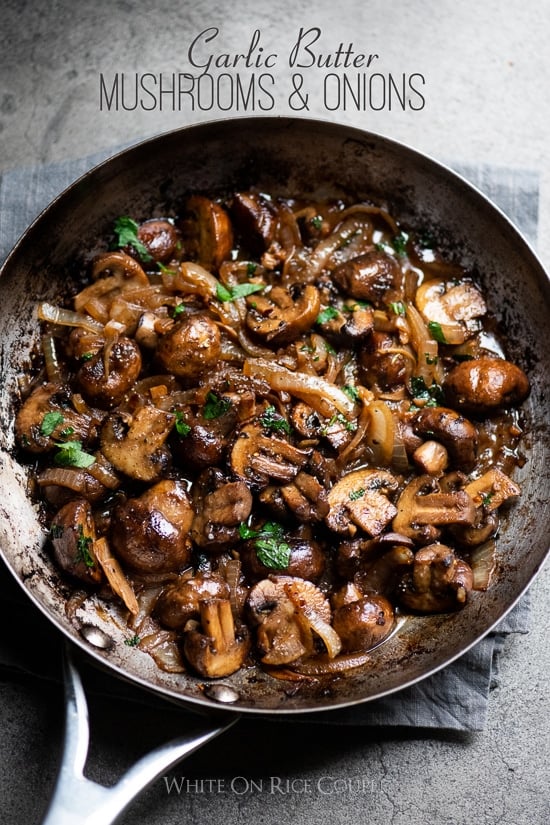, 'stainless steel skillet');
0,117,548,820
